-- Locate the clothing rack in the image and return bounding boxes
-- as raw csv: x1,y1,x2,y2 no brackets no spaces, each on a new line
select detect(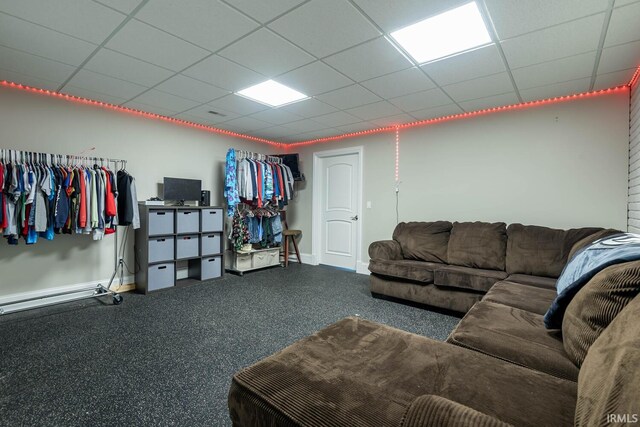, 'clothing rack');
0,147,128,315
235,149,282,164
